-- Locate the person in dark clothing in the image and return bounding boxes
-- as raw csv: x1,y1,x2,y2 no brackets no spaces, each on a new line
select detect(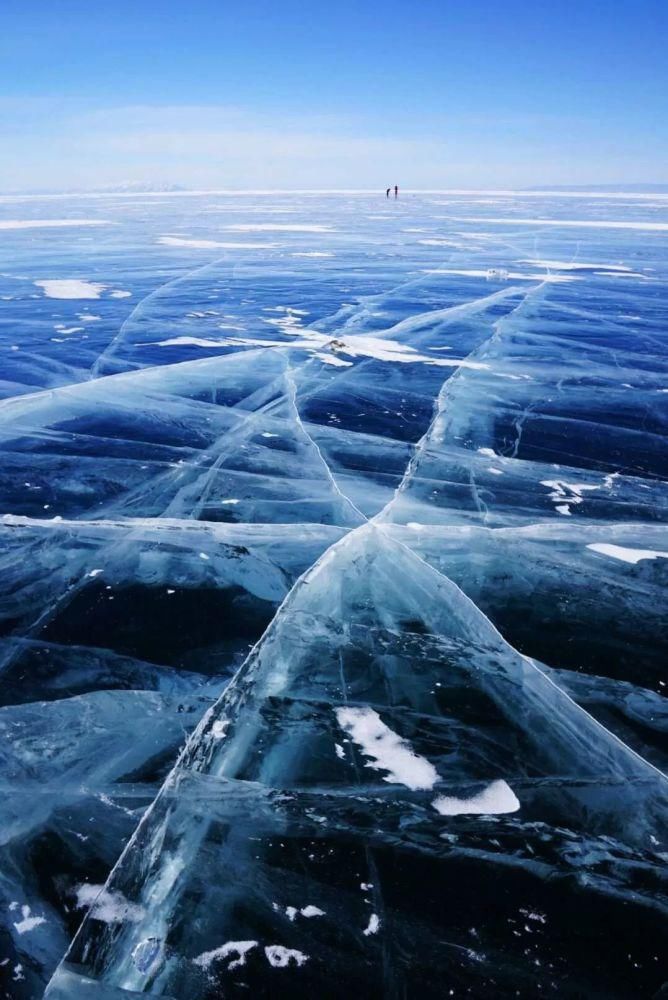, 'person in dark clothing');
394,185,399,198
386,187,391,198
